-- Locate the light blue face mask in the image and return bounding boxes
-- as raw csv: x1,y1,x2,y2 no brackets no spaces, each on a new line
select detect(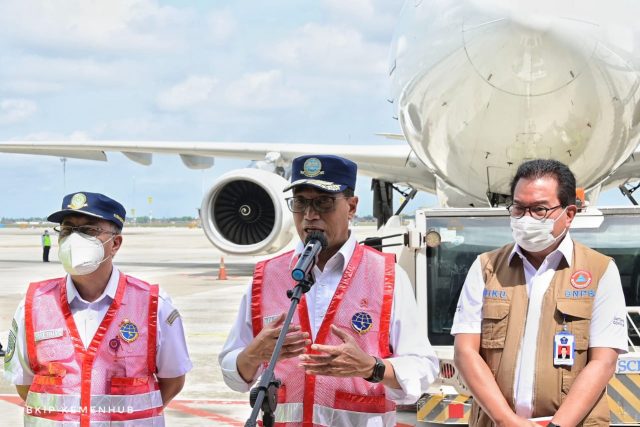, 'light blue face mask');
510,207,567,252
